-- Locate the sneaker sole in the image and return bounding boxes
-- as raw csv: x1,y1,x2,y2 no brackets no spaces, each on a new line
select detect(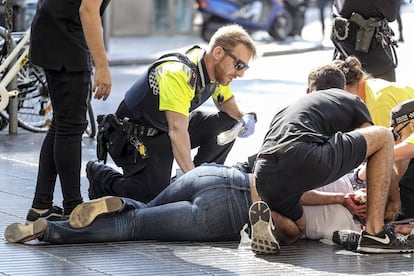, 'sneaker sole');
357,246,414,254
69,196,124,228
249,201,280,255
5,219,46,243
